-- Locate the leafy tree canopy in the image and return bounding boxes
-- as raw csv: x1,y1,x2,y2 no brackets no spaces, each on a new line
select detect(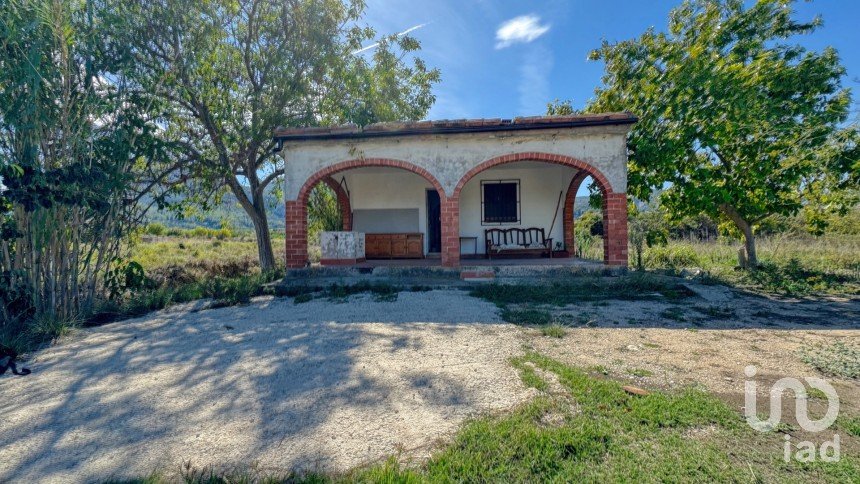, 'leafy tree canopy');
106,0,440,269
589,0,858,266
